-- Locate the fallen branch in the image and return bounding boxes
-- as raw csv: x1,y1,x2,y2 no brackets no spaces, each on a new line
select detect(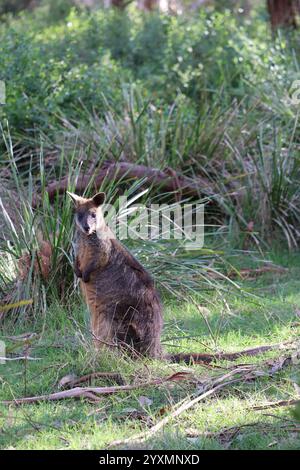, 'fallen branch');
2,371,190,406
168,343,282,364
33,162,215,207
